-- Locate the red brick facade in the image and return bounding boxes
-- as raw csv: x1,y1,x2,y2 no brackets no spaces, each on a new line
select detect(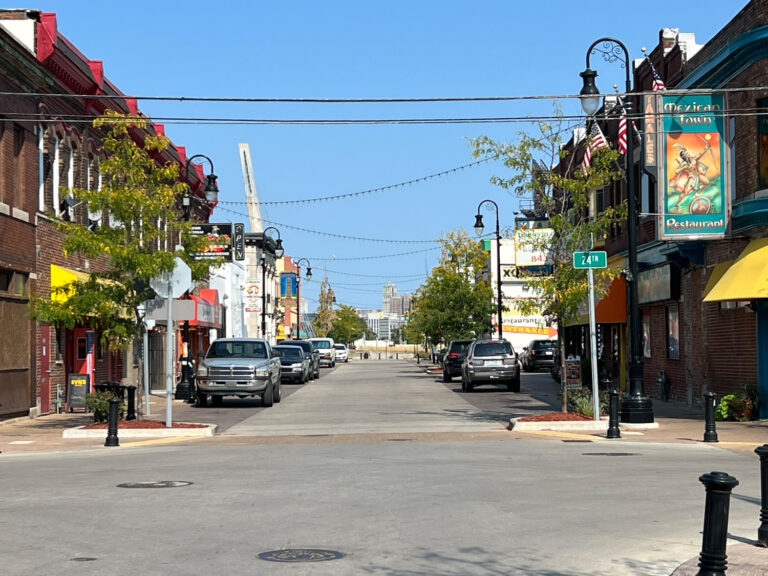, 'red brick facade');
0,10,213,419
